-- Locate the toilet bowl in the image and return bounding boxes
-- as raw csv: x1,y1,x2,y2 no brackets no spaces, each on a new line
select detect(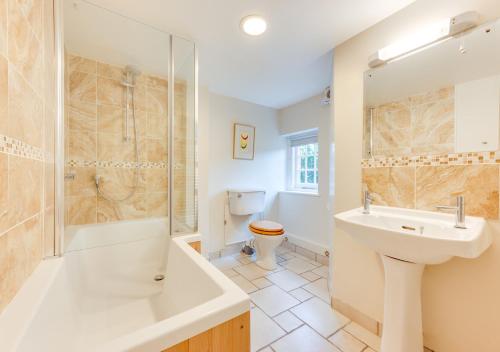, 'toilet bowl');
249,220,285,270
